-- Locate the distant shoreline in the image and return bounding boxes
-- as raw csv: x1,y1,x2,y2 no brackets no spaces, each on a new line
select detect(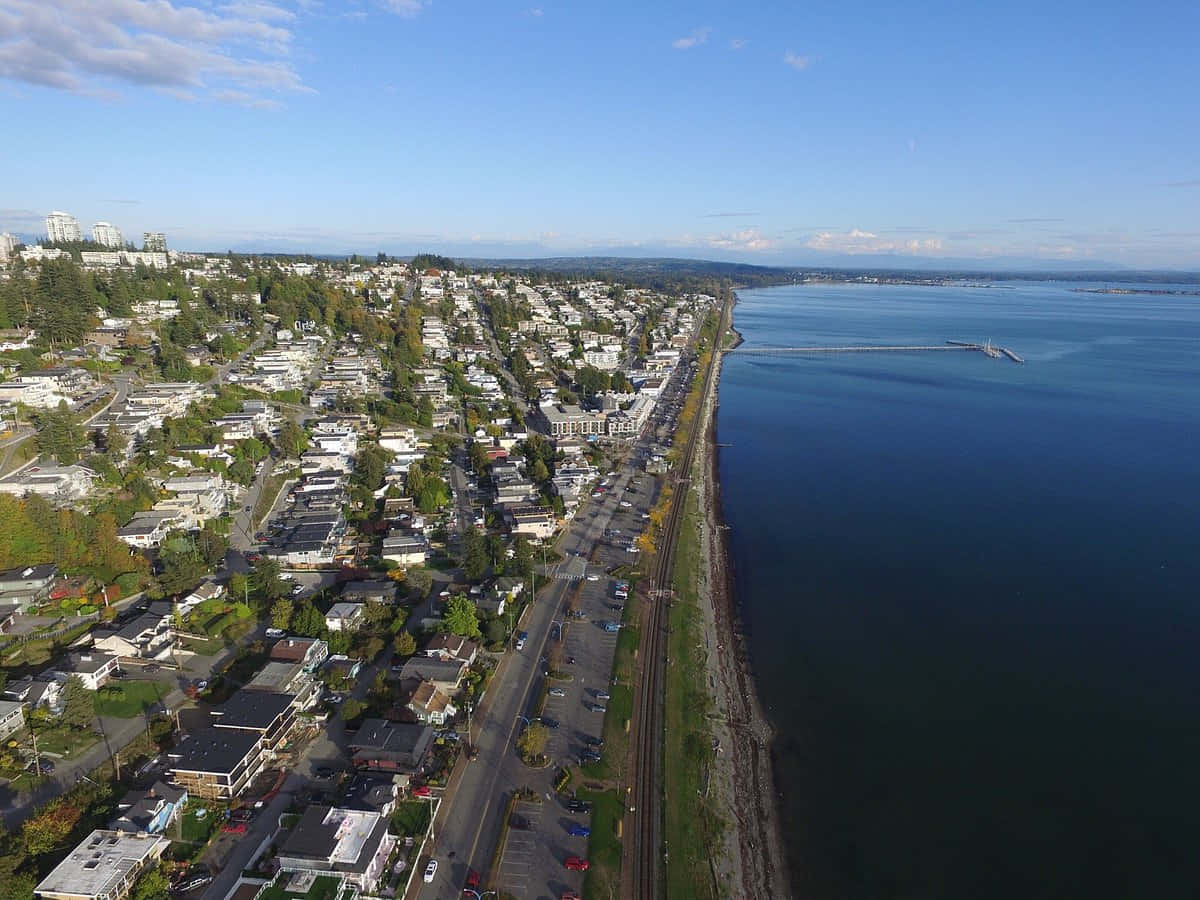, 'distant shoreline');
1072,287,1200,296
